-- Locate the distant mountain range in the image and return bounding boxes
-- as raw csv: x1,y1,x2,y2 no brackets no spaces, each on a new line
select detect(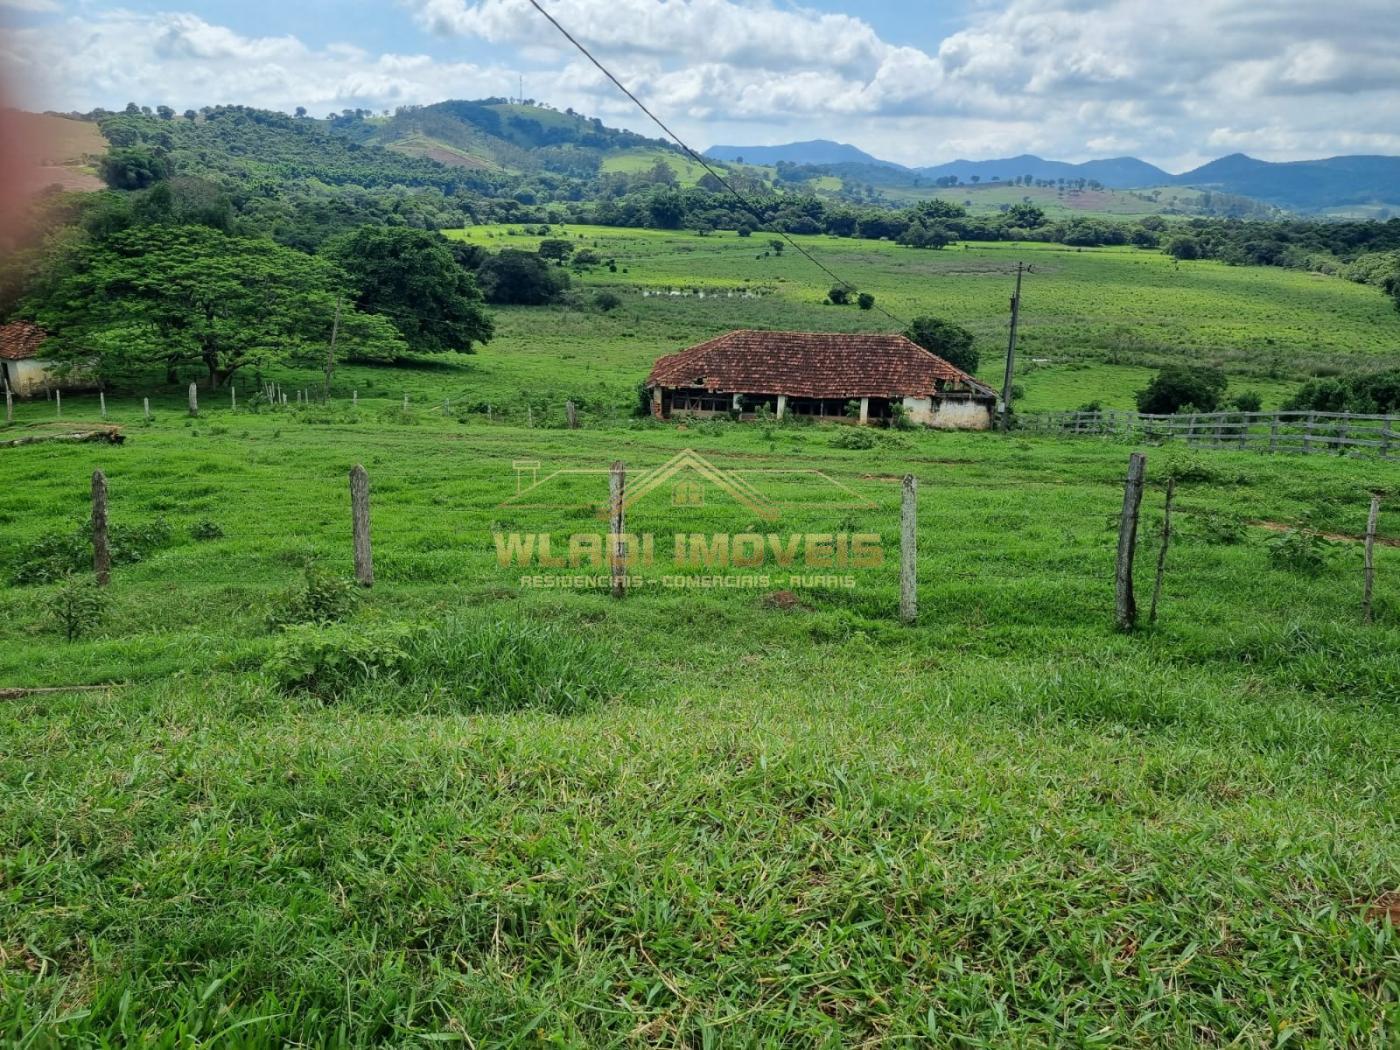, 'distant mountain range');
705,141,1400,214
